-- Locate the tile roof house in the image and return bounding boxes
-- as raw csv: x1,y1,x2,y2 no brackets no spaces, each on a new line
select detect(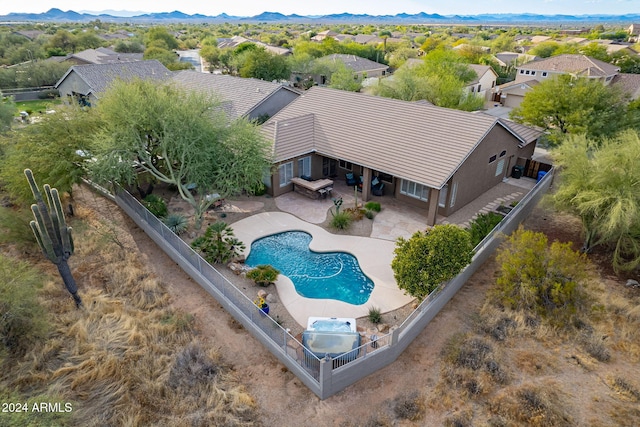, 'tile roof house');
494,54,623,108
216,36,291,55
170,71,300,121
261,87,542,225
61,47,143,65
55,60,172,107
